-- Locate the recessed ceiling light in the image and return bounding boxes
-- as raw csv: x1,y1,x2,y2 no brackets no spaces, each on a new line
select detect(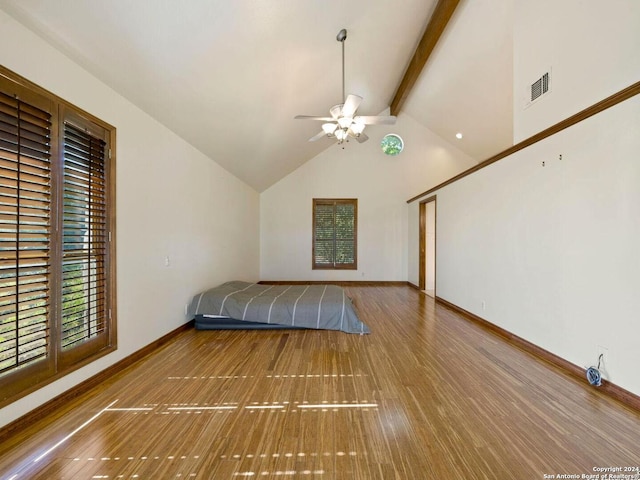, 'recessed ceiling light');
455,133,463,139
